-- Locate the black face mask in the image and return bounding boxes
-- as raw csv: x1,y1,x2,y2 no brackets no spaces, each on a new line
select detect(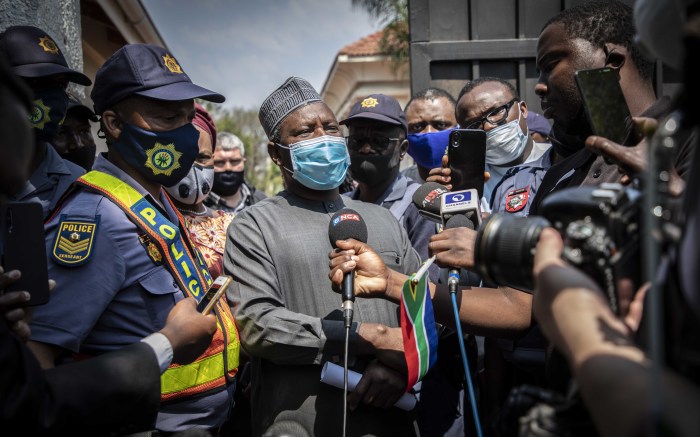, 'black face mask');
350,154,399,186
60,143,96,171
213,170,244,196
